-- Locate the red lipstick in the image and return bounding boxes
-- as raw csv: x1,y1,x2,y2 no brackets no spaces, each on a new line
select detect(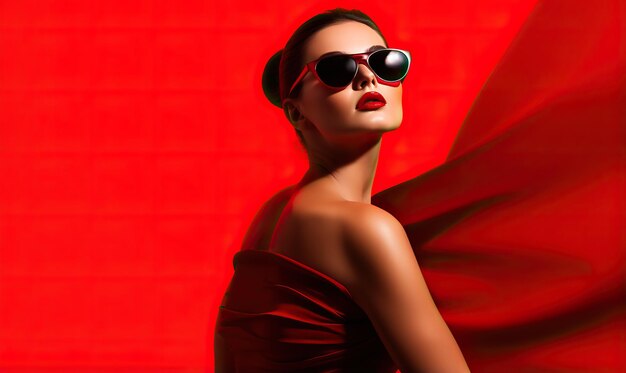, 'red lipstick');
356,91,387,111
